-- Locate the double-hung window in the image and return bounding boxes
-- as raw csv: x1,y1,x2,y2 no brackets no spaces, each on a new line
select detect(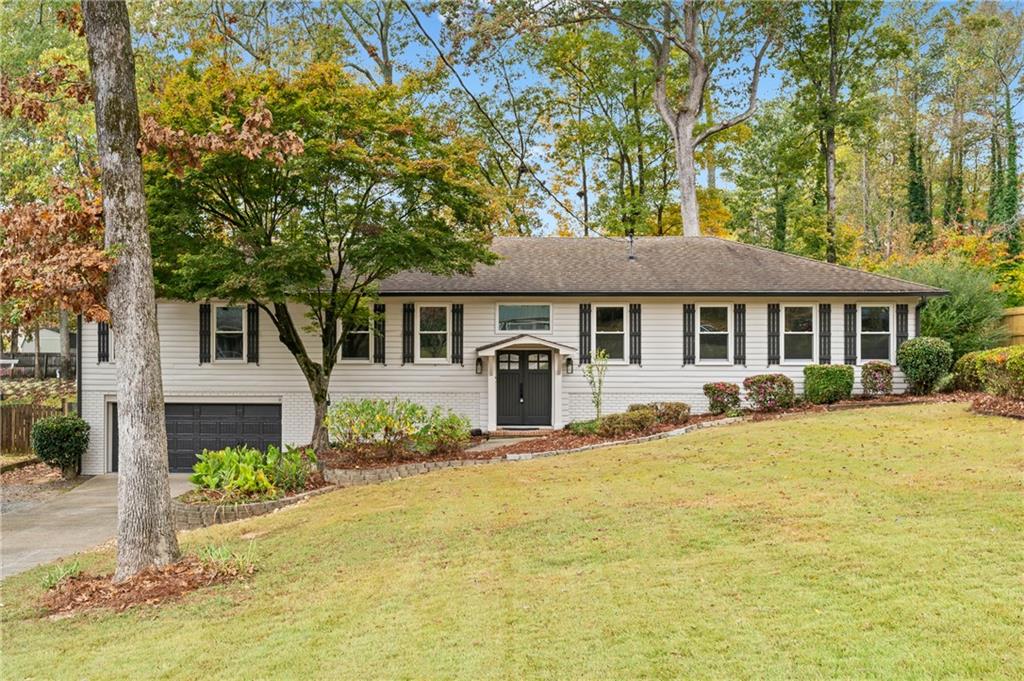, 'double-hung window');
698,305,730,362
594,305,625,360
497,304,550,332
341,321,371,361
783,305,815,362
214,305,245,361
859,305,891,361
417,305,448,361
